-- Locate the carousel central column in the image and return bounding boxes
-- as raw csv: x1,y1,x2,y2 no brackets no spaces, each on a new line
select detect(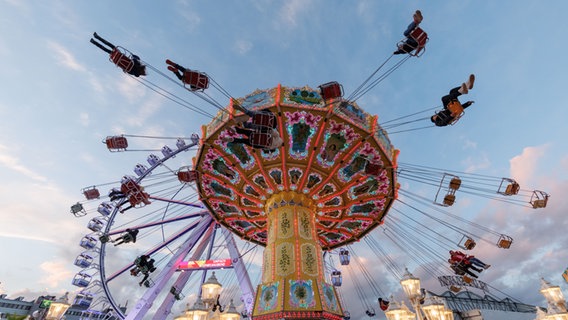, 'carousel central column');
252,191,343,320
